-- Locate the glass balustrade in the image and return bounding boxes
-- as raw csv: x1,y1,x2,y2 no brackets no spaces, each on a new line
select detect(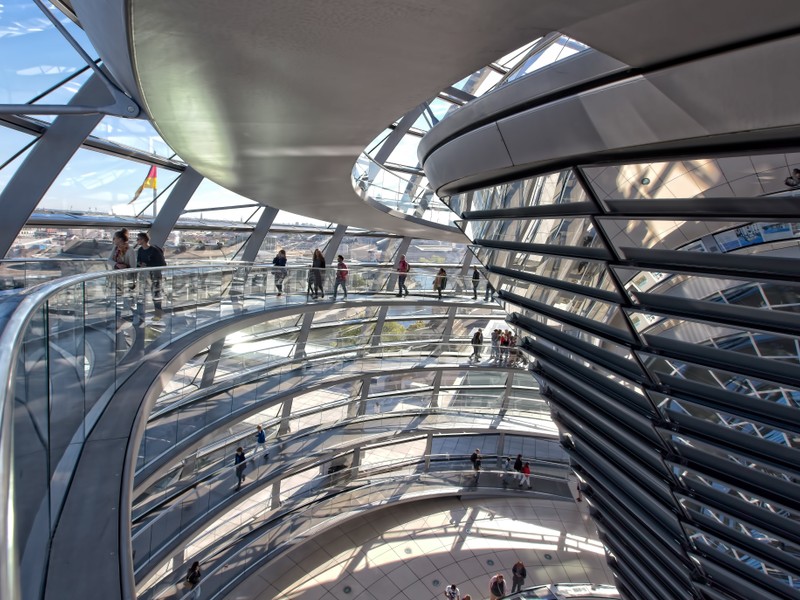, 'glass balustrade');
352,153,458,228
135,456,572,600
0,262,519,600
132,395,558,527
133,347,547,510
